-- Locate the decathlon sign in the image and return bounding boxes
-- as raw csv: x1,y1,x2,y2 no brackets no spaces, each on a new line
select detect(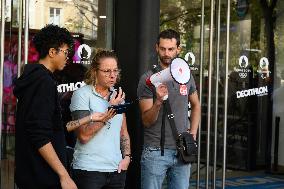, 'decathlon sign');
57,81,86,93
236,86,268,98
